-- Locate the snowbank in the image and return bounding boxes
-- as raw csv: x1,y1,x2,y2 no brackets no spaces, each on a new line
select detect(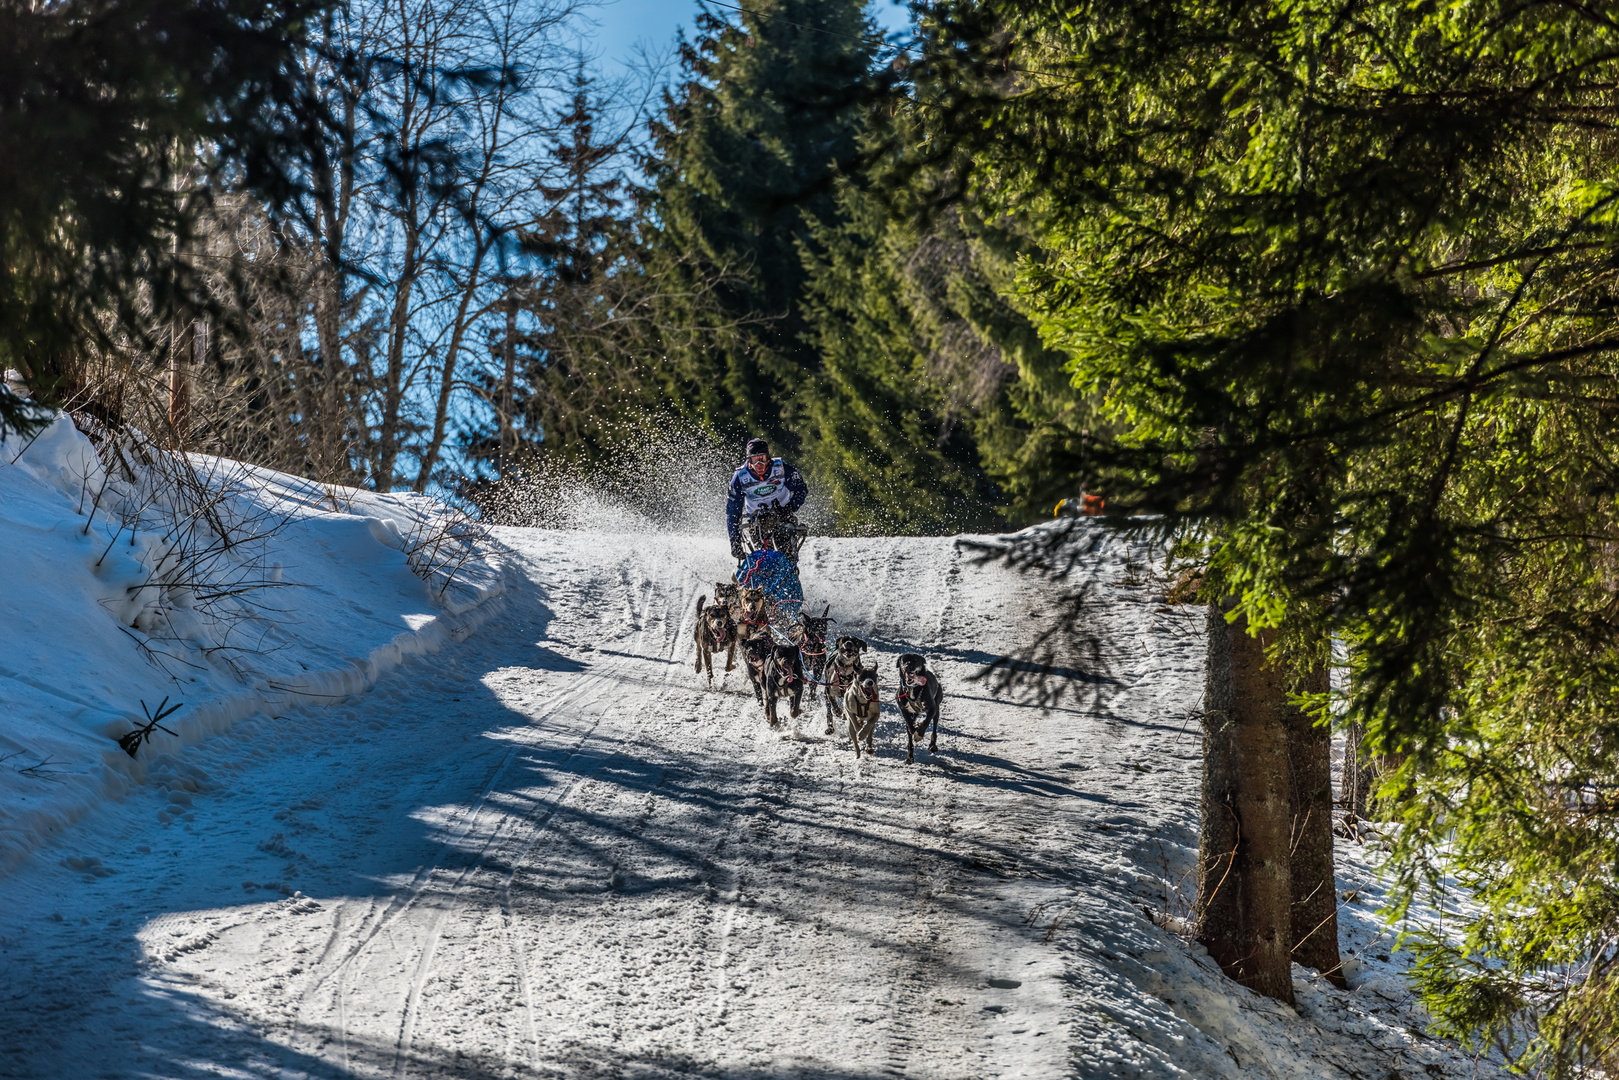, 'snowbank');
0,415,505,873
